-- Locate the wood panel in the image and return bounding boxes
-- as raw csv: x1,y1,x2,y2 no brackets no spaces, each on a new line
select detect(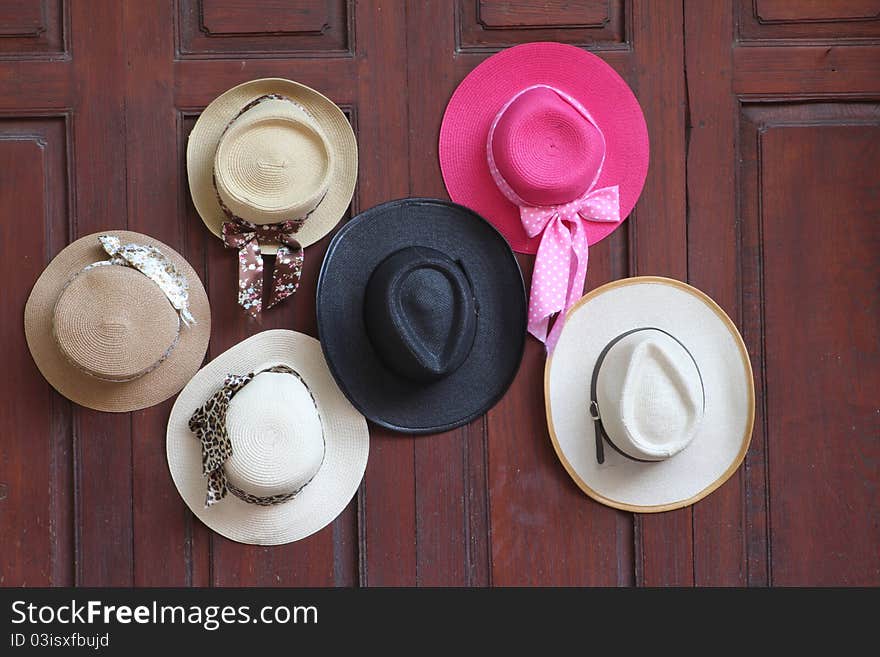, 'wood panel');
756,0,880,21
686,0,880,586
0,0,43,36
740,103,880,585
0,119,72,586
629,0,693,587
200,0,331,34
456,0,627,51
685,0,751,587
67,0,130,586
404,0,486,588
354,0,416,587
0,0,65,57
0,0,878,588
739,0,880,41
478,0,613,28
125,0,208,587
177,0,352,57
